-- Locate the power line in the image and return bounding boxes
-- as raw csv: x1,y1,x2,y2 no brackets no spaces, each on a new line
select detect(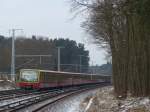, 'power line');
16,54,52,64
